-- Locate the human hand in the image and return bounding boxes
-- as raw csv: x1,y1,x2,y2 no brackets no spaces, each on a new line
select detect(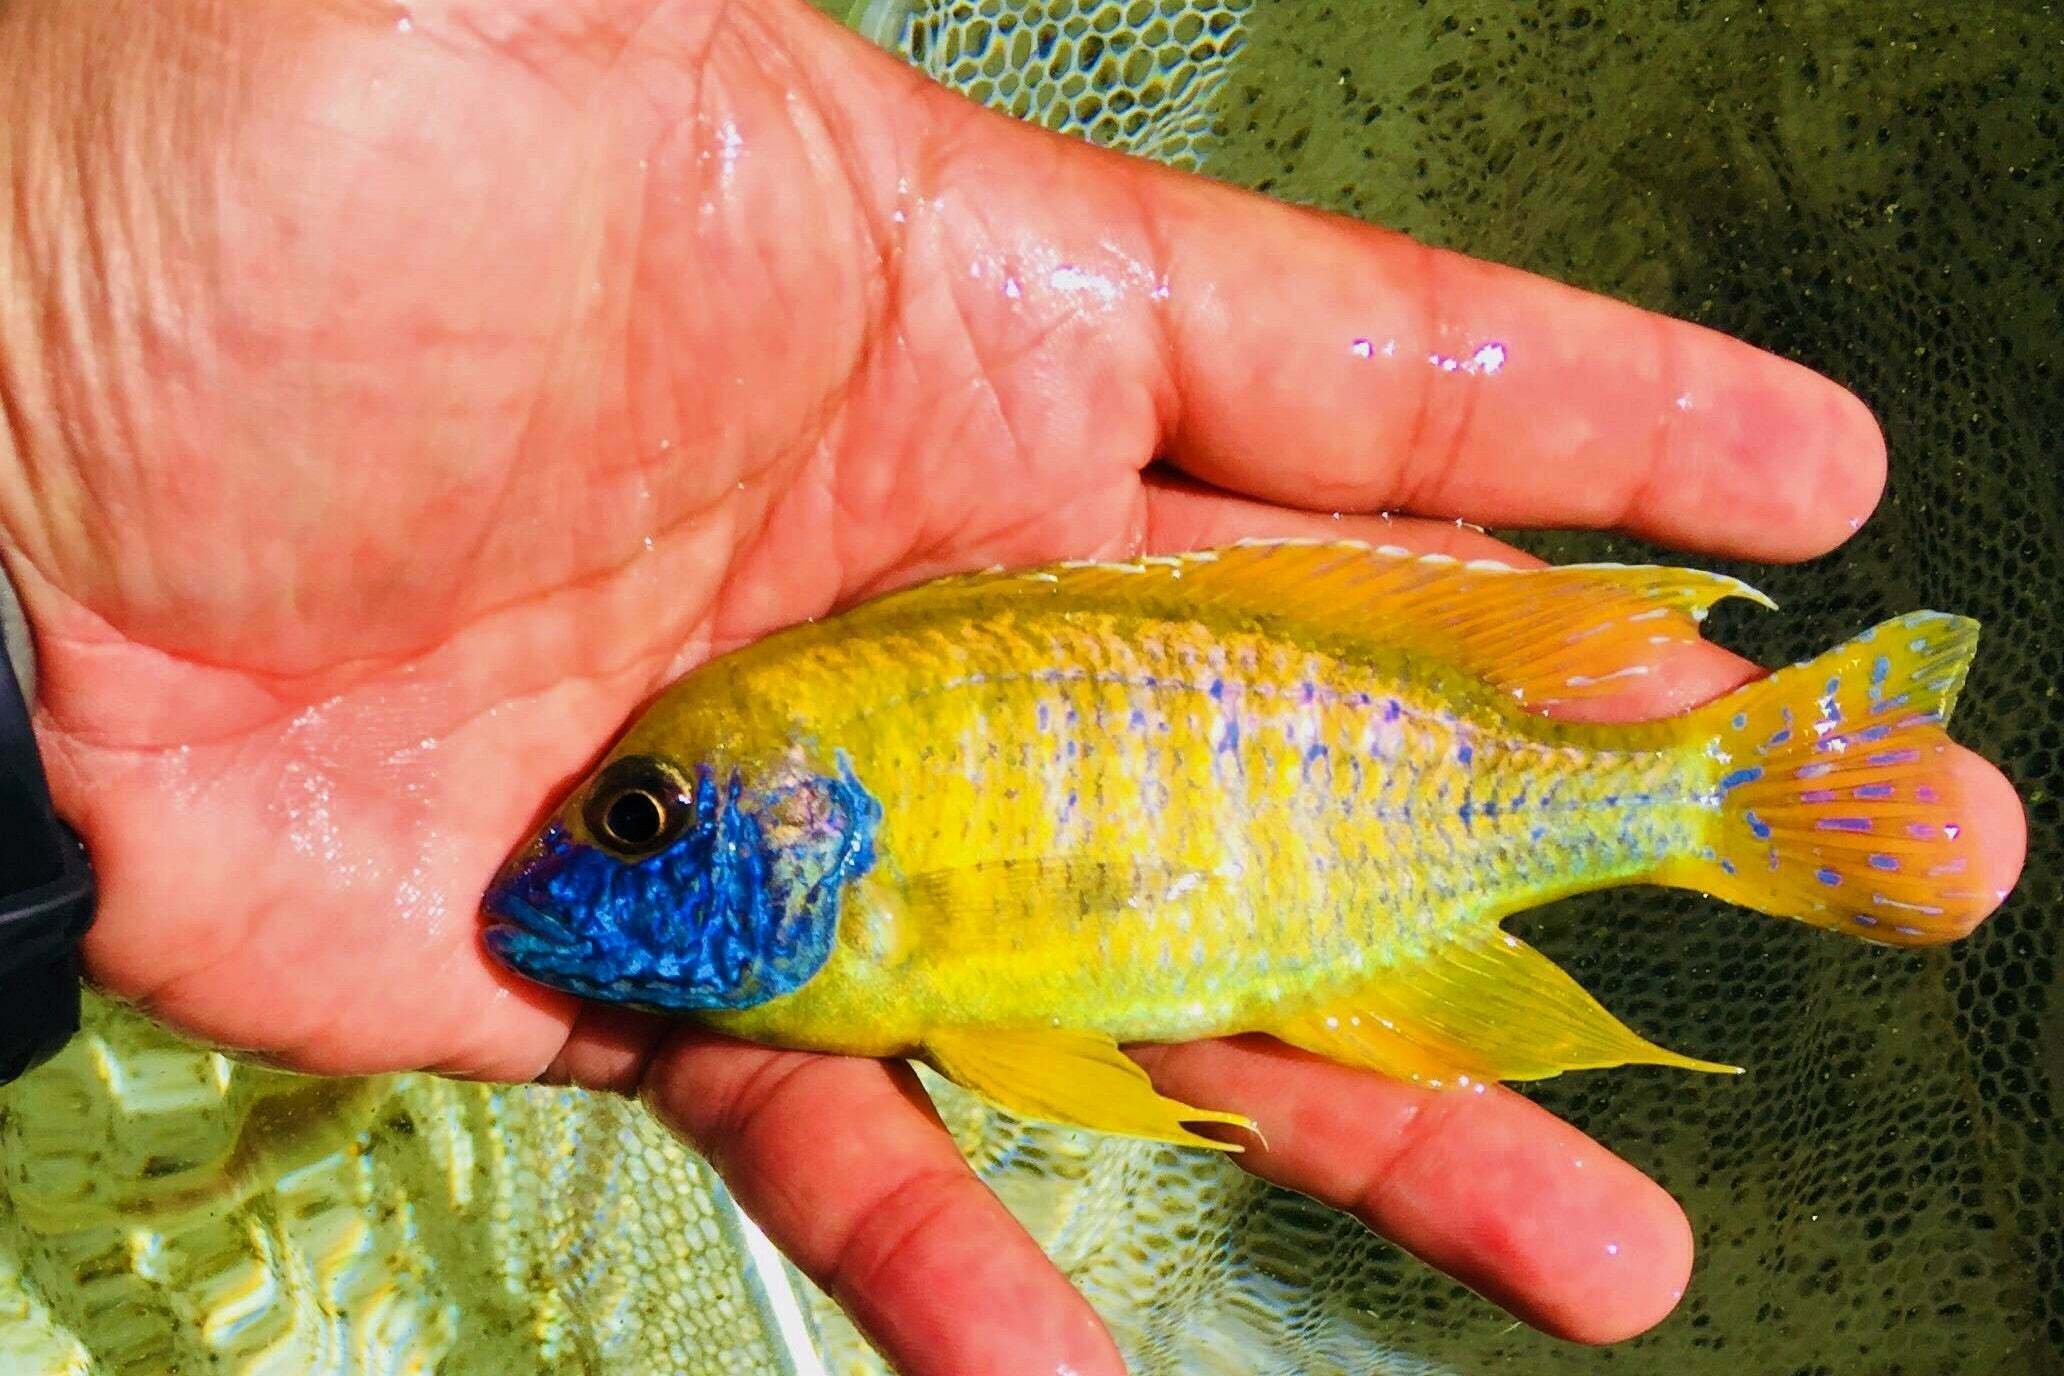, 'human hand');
0,1,2024,1372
